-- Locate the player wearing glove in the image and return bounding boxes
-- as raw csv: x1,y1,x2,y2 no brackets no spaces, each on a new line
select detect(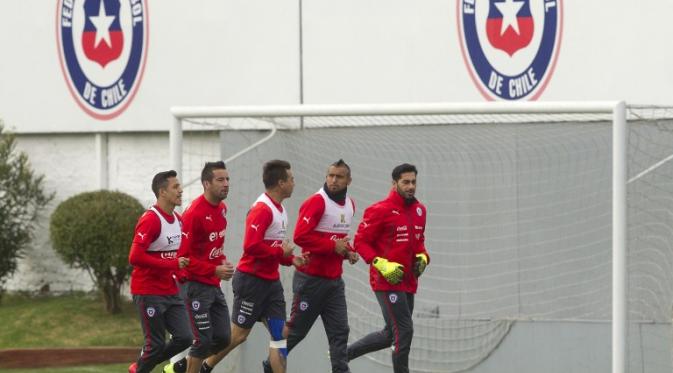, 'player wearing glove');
413,253,428,278
373,257,404,285
347,163,430,373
